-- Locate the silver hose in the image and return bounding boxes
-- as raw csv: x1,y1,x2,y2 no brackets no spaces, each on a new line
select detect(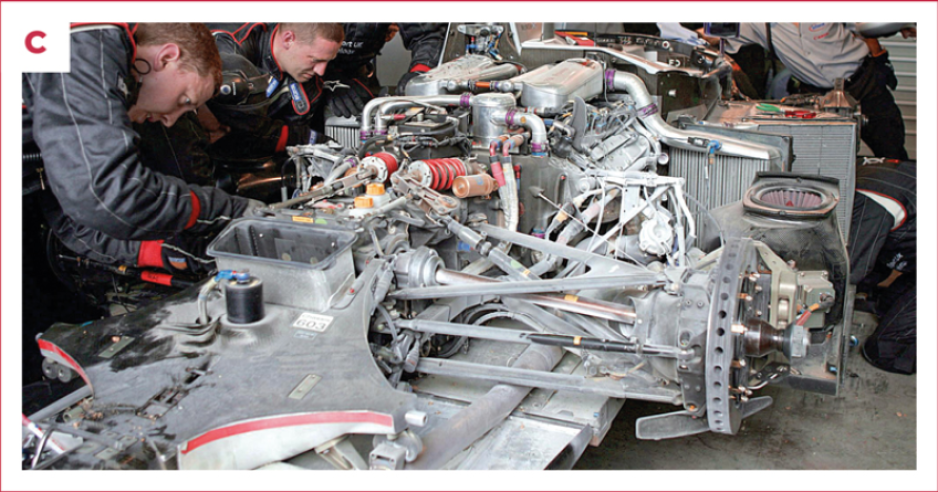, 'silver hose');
609,71,781,161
